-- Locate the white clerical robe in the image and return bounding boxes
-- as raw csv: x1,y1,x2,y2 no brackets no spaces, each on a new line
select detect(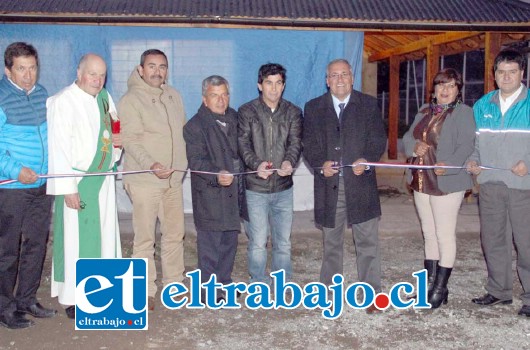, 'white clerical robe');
46,82,122,306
